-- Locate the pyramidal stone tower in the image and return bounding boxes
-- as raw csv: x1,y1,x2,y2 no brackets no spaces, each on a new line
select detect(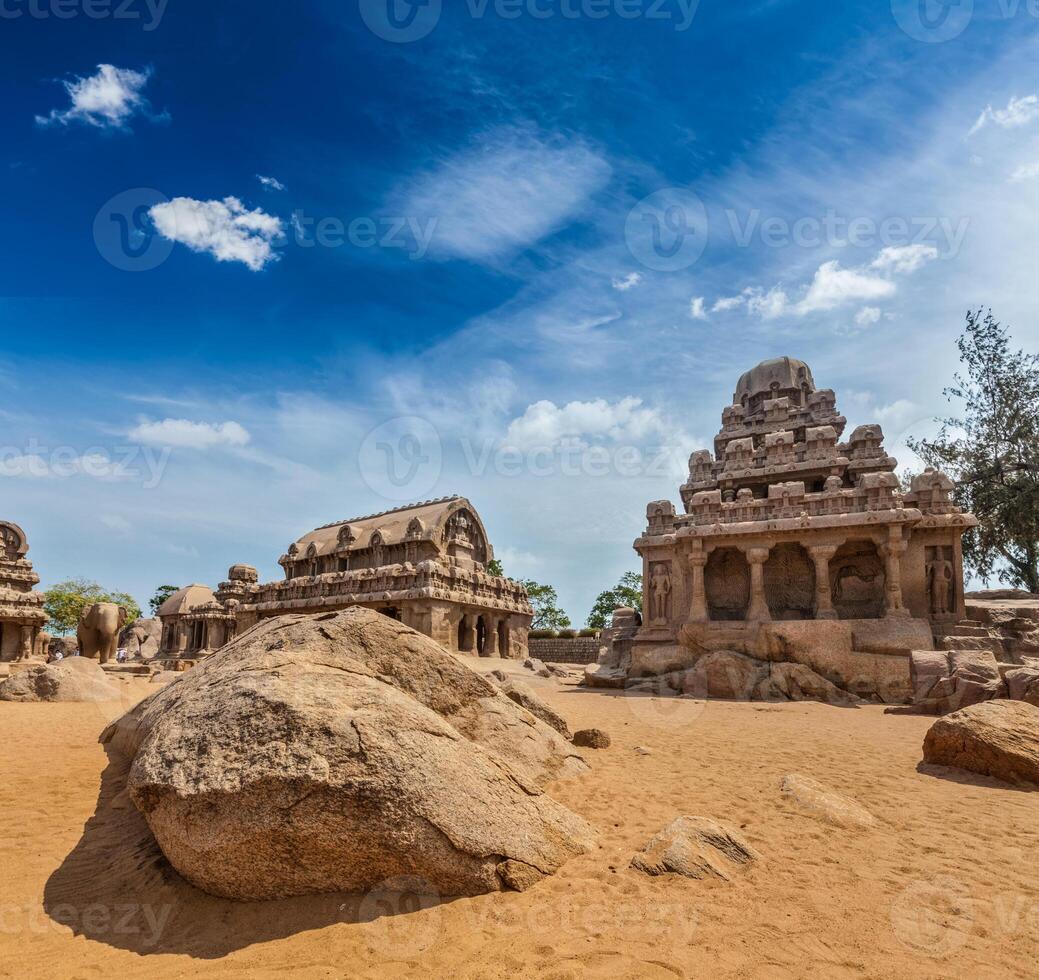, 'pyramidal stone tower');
631,357,976,702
